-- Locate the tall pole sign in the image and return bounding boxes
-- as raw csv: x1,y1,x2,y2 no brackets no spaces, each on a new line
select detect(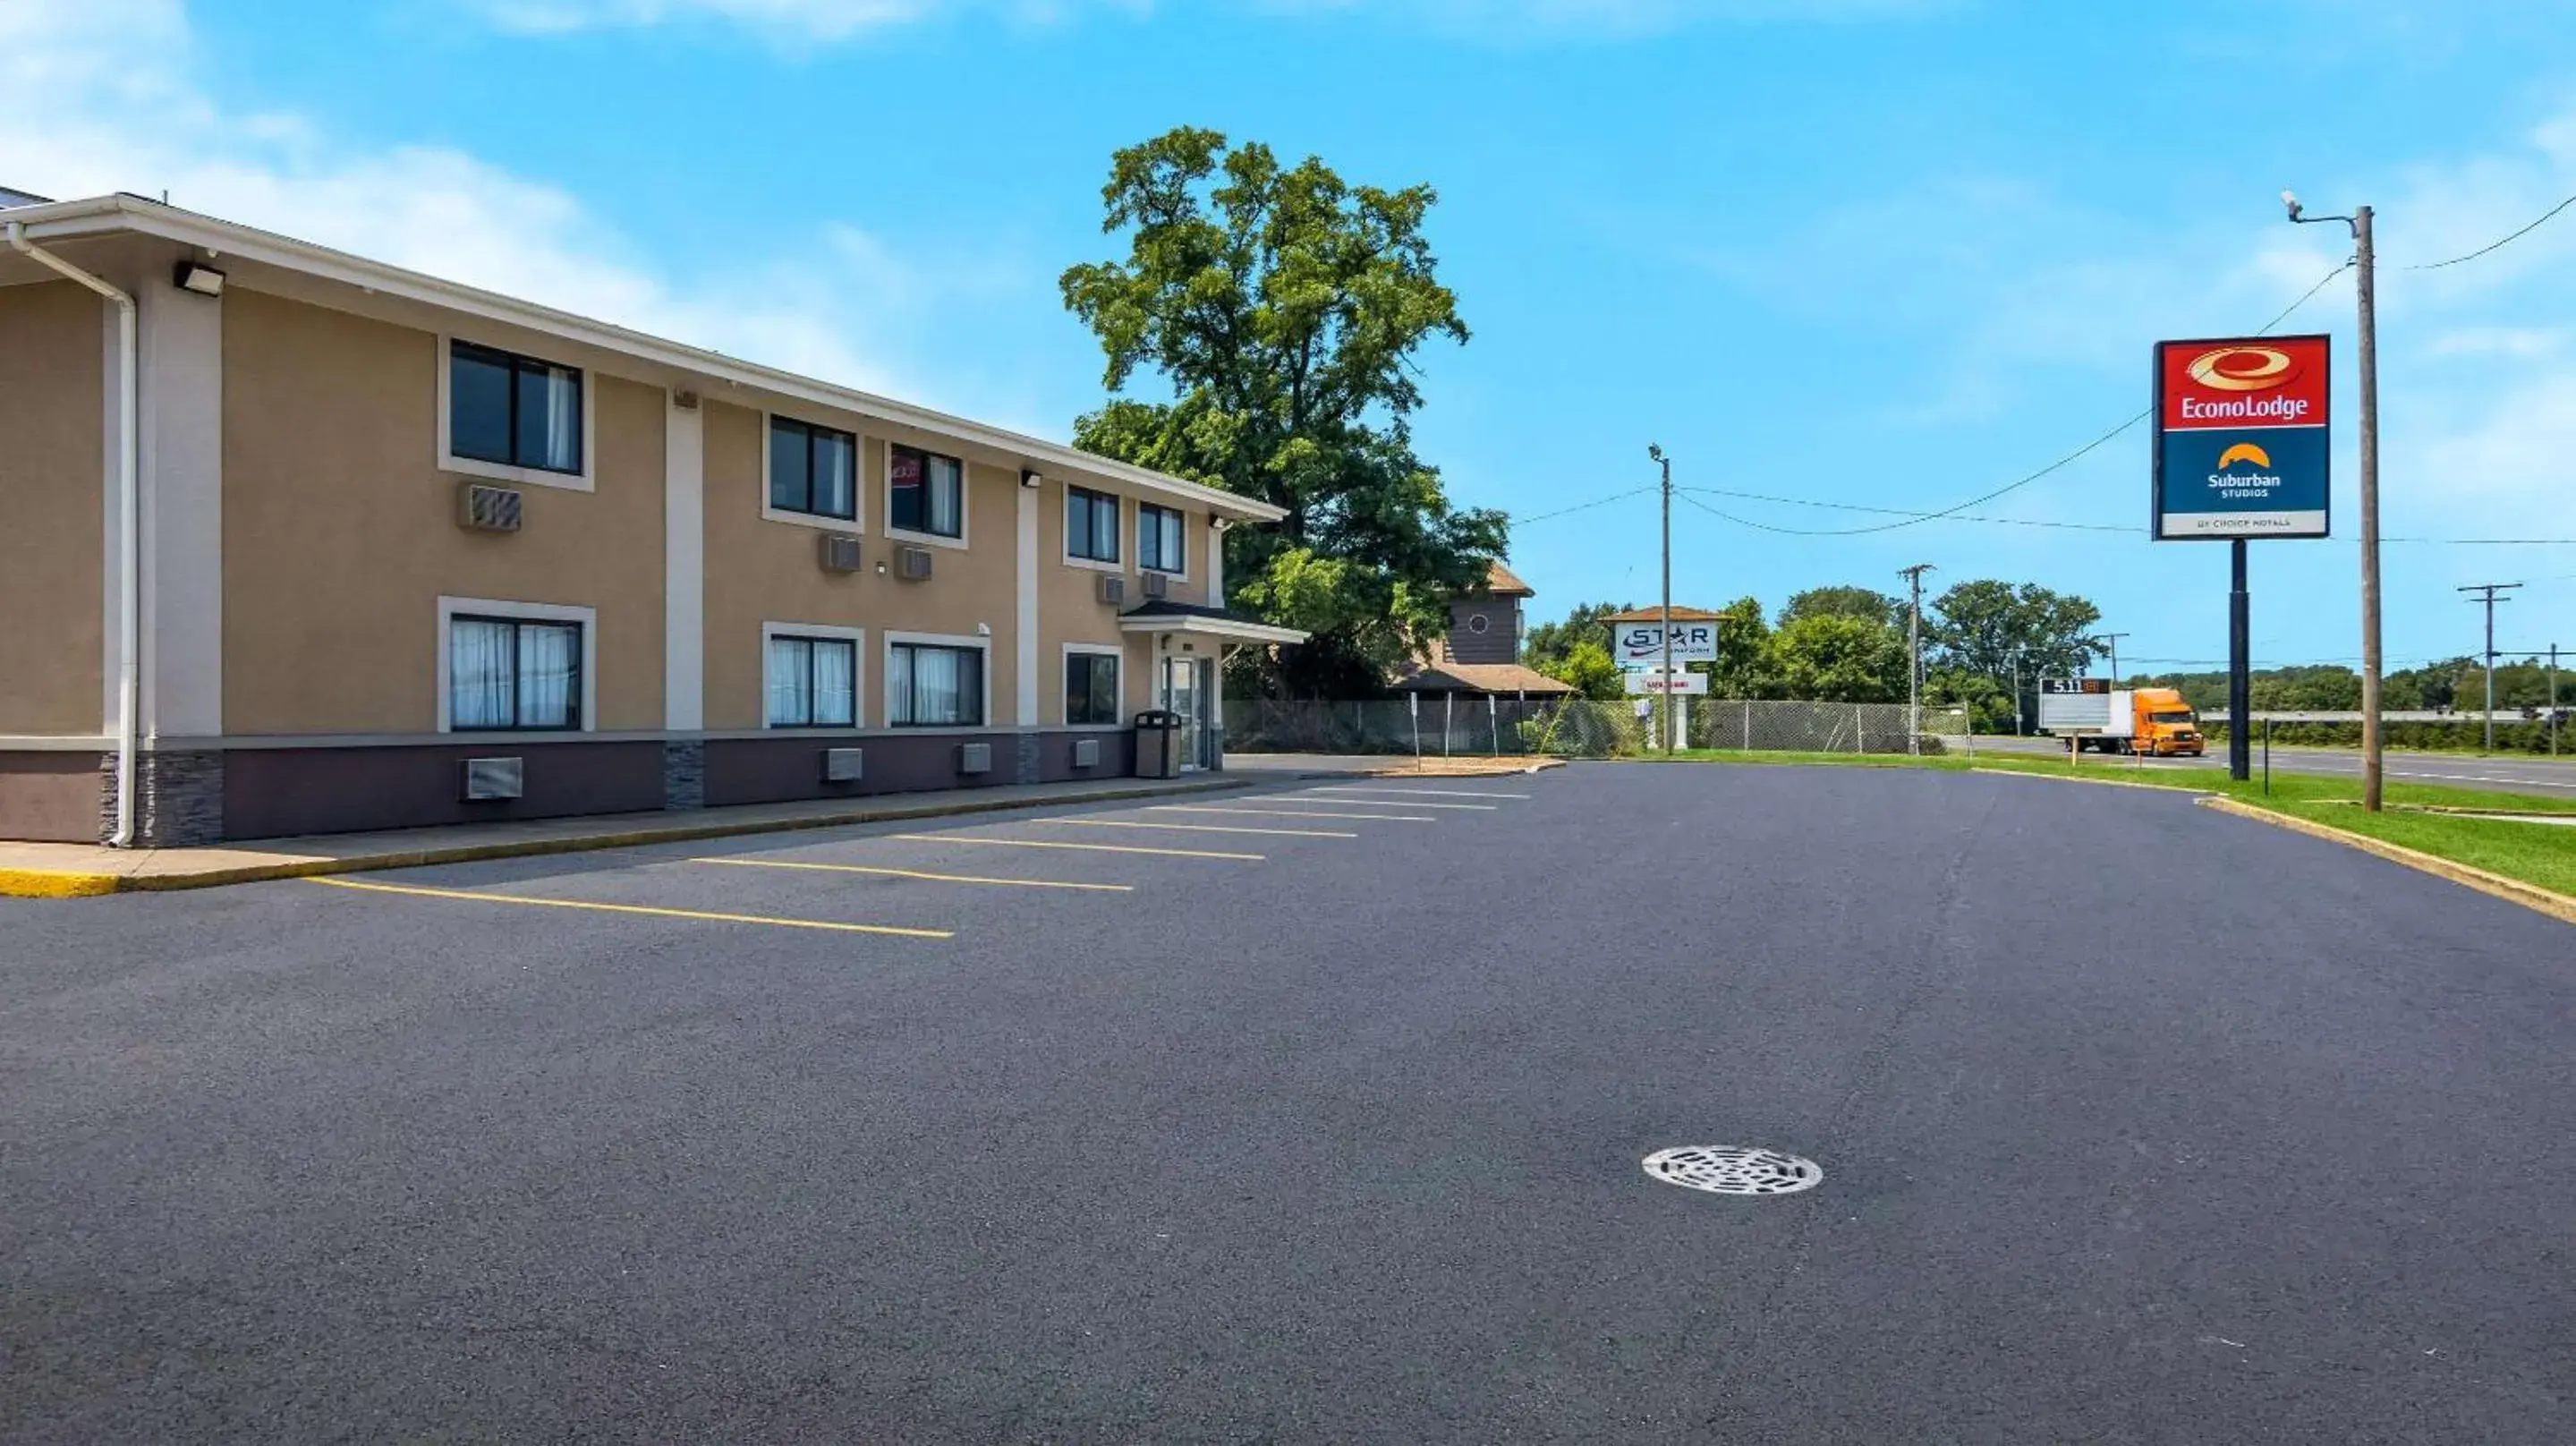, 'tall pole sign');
2153,335,2333,781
